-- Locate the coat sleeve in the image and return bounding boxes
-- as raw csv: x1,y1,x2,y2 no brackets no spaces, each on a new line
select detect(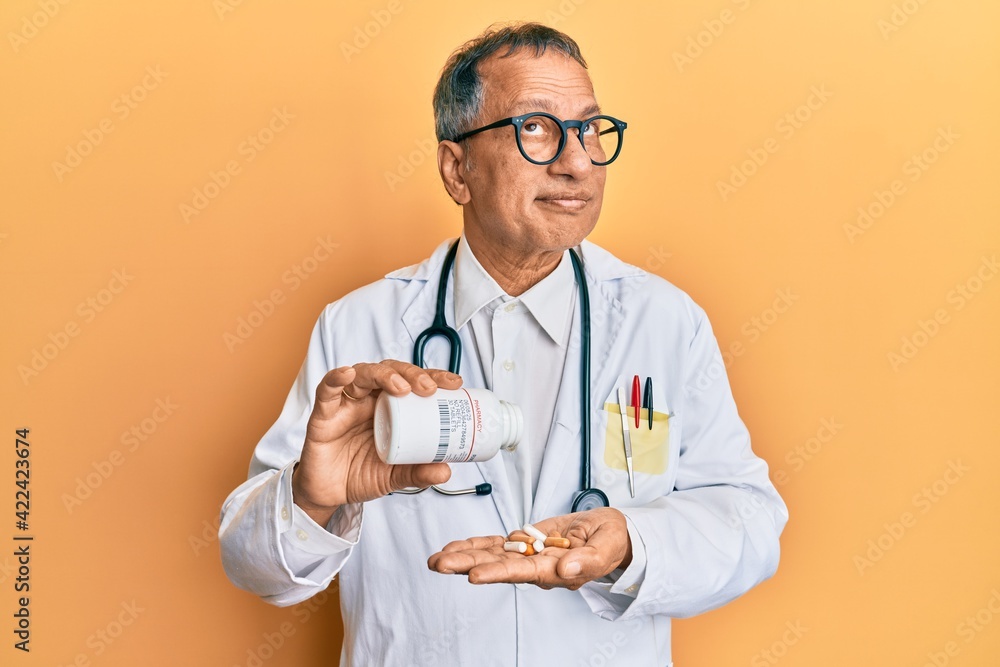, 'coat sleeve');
218,305,366,607
580,302,788,620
